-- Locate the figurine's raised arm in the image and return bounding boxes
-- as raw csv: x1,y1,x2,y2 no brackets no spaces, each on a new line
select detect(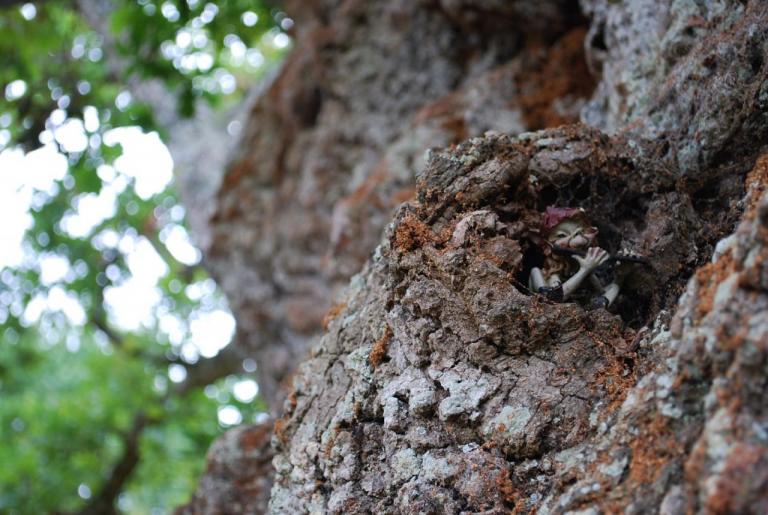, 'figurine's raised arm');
563,246,609,299
528,207,619,308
